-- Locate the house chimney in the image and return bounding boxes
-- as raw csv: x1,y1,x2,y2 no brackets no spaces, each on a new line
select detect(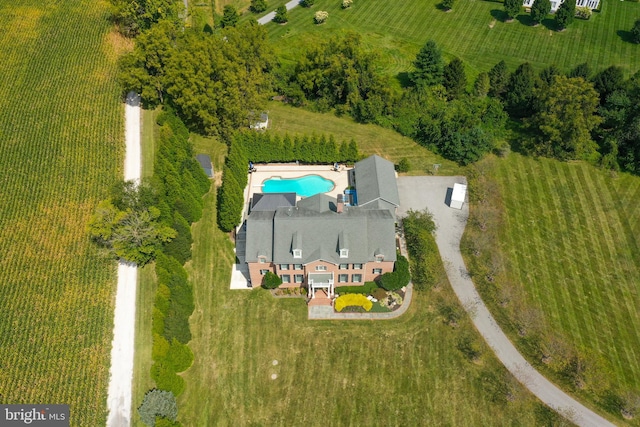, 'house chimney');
337,194,344,213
